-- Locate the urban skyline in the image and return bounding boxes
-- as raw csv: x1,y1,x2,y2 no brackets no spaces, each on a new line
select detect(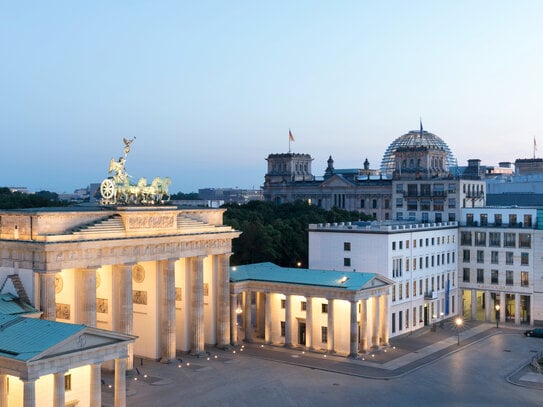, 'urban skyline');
2,1,543,193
